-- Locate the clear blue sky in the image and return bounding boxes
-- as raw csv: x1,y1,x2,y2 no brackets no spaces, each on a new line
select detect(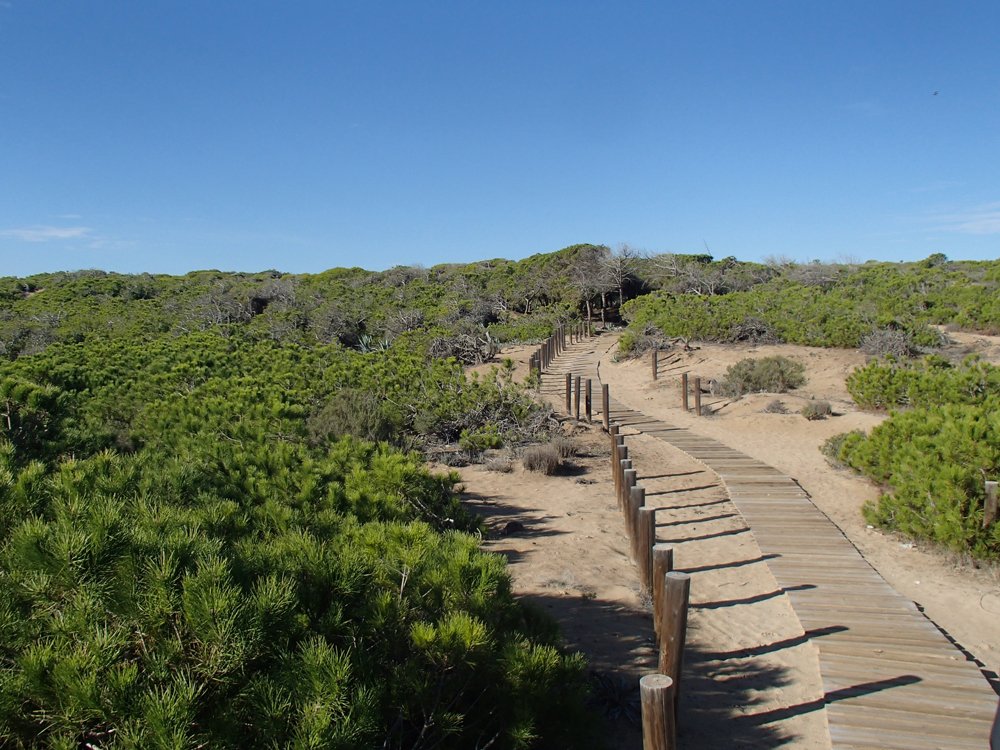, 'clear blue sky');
1,1,998,276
